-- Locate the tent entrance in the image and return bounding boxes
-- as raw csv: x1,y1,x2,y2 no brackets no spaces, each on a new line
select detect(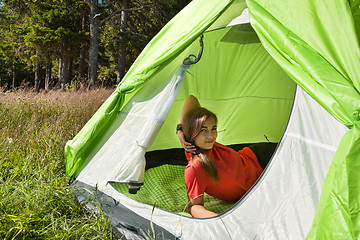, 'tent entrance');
110,23,296,215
